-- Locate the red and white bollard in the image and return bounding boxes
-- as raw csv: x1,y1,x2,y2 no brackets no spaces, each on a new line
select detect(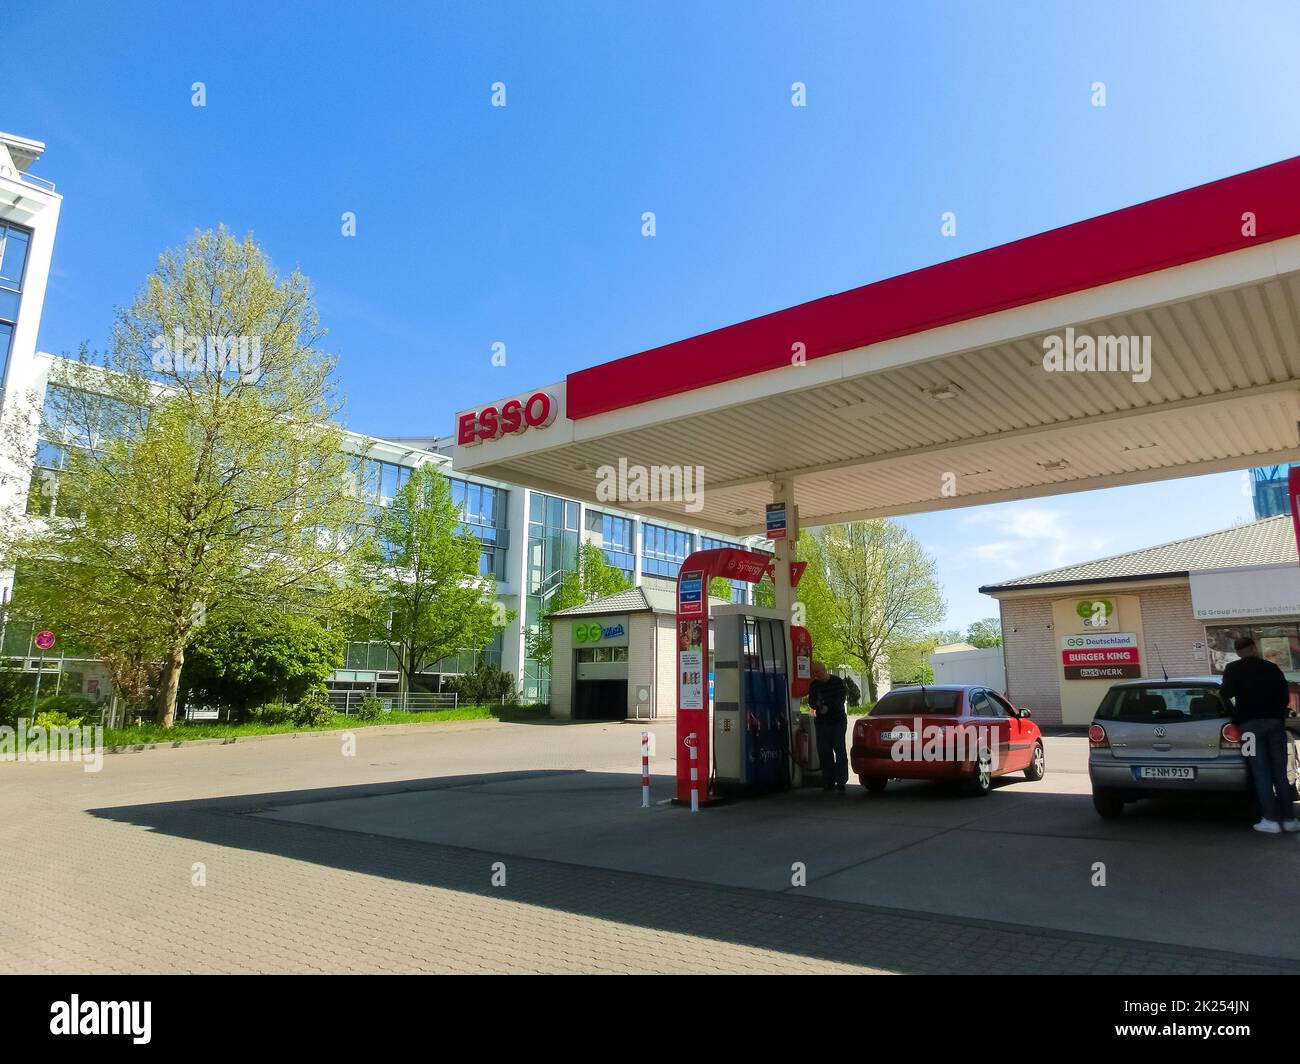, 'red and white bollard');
688,732,699,813
641,731,650,808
